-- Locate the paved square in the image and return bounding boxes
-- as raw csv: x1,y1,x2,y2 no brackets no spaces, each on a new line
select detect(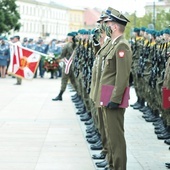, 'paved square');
0,76,169,170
